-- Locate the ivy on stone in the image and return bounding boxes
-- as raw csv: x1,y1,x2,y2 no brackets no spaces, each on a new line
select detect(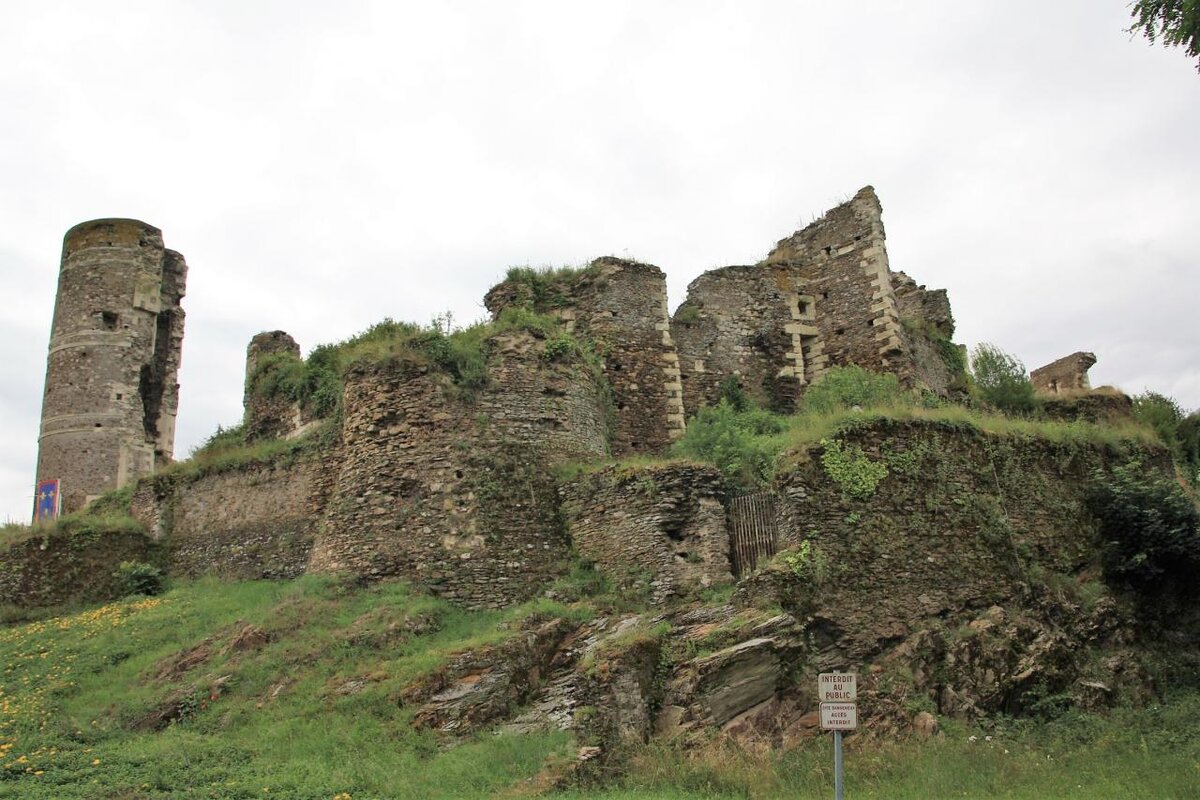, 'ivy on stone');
819,438,889,499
